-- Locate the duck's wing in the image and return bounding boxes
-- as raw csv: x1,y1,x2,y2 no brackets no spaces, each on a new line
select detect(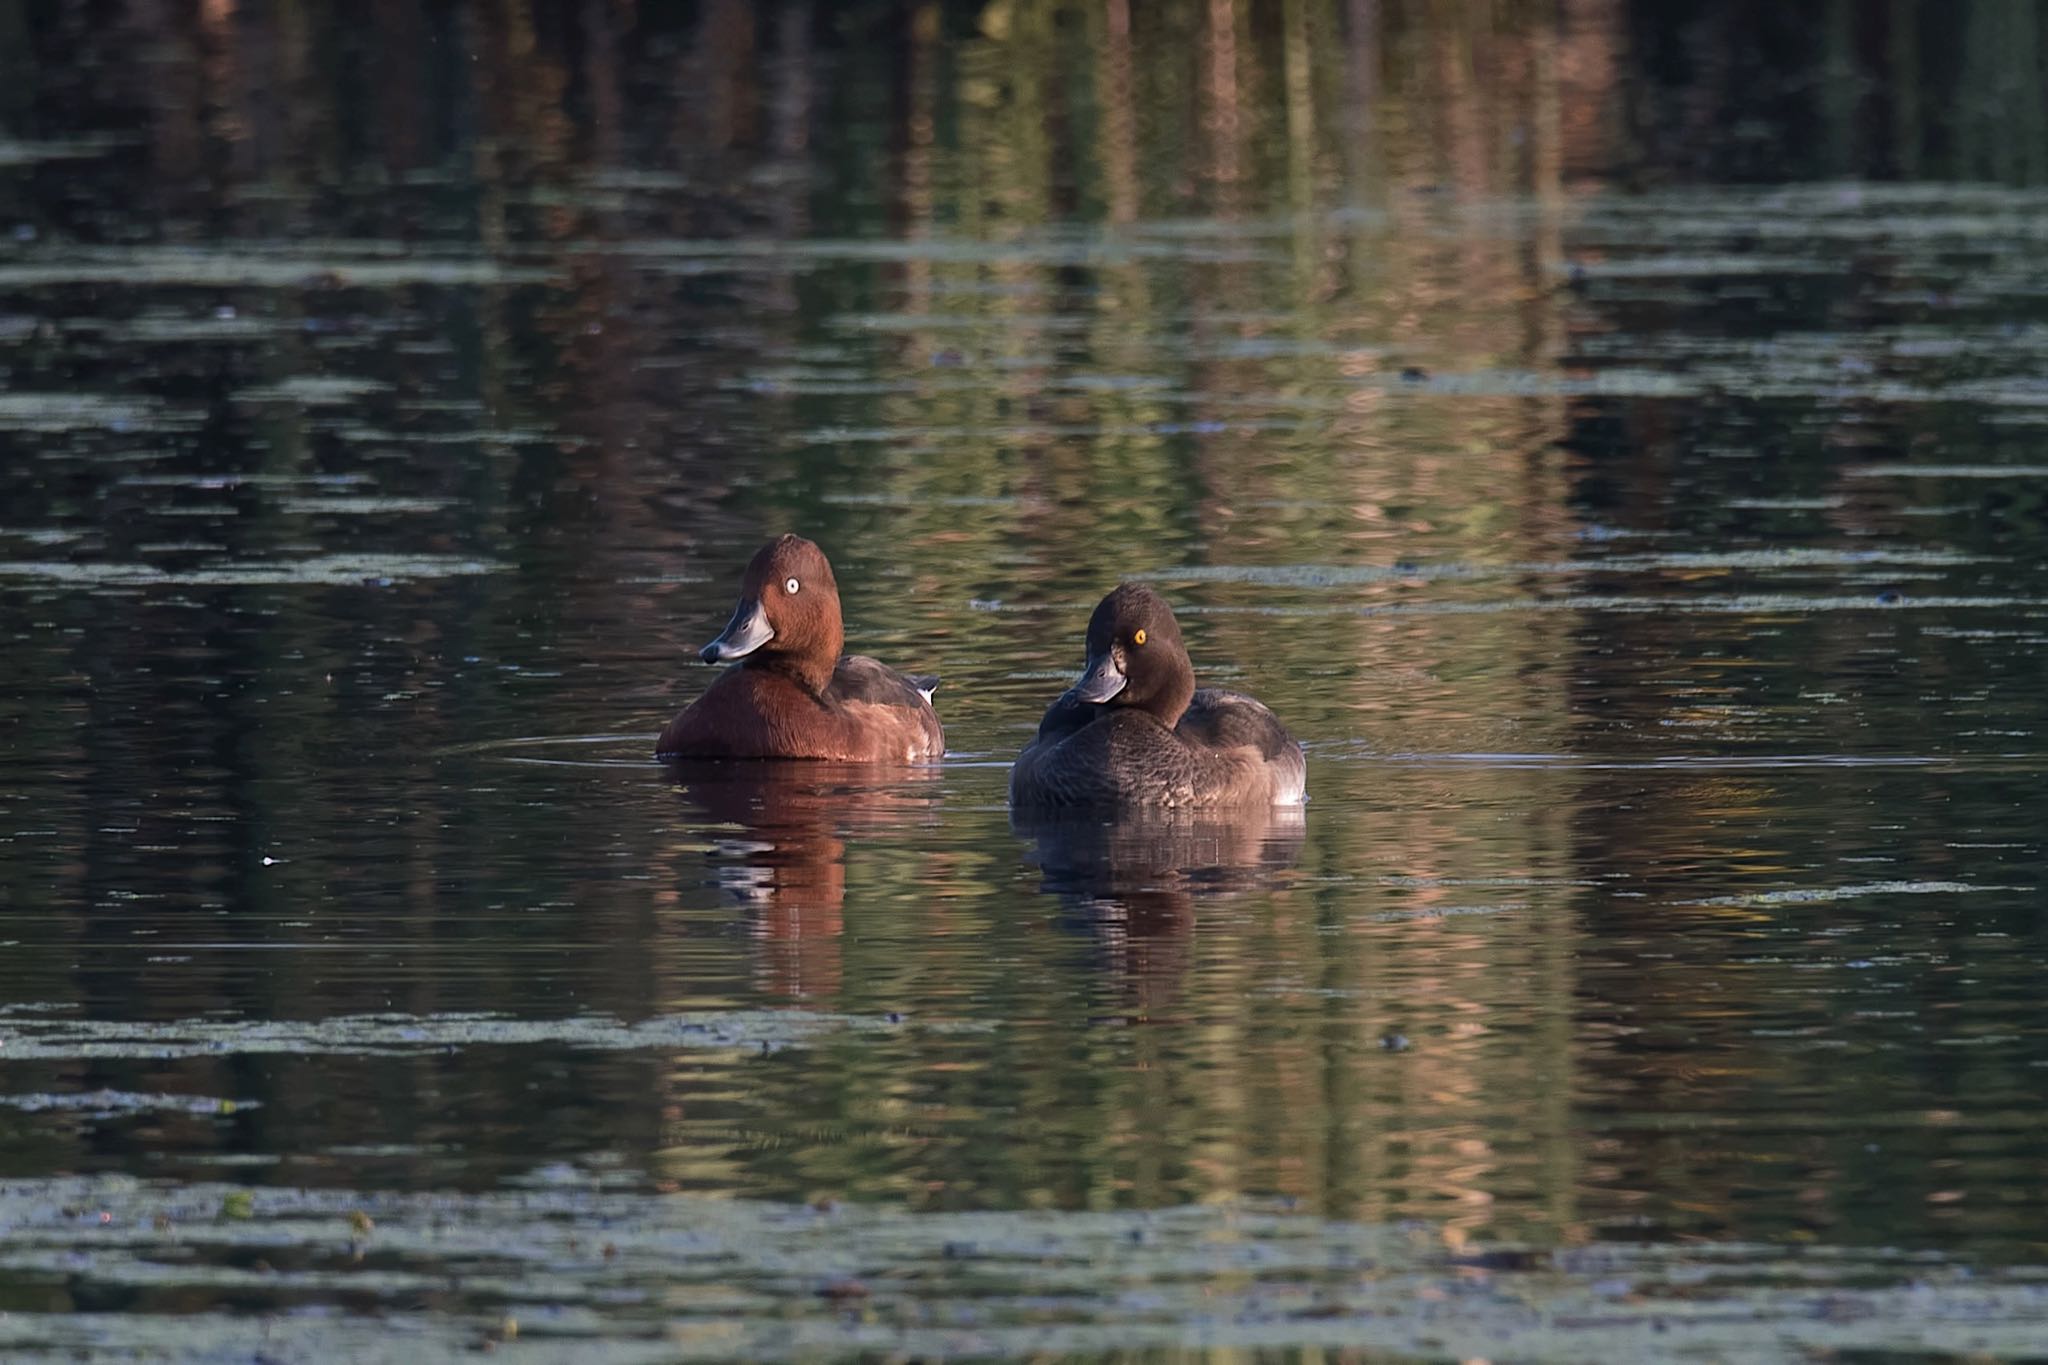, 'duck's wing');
829,654,946,761
1178,688,1307,804
832,655,939,711
1178,689,1295,757
1010,688,1118,808
1033,687,1104,742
